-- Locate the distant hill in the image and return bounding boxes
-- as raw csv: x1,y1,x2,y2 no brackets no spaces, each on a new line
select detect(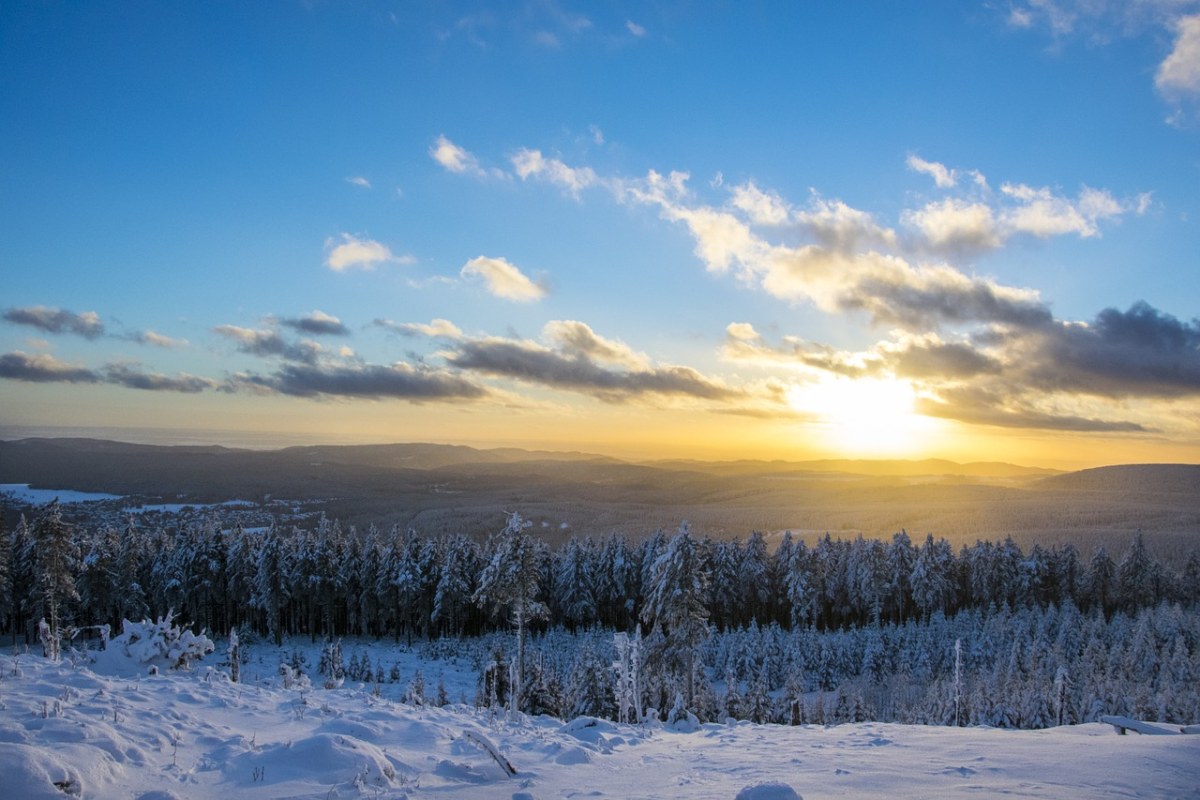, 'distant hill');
645,457,1059,479
1035,464,1200,495
2,437,1196,556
